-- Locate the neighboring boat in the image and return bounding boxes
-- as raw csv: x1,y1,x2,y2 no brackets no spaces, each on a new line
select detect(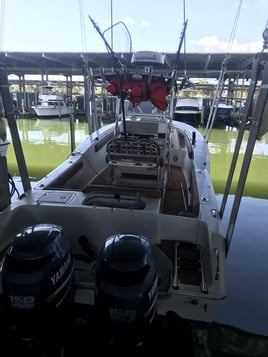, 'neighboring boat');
173,97,202,126
0,18,267,355
32,91,73,119
203,101,235,127
215,102,234,123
